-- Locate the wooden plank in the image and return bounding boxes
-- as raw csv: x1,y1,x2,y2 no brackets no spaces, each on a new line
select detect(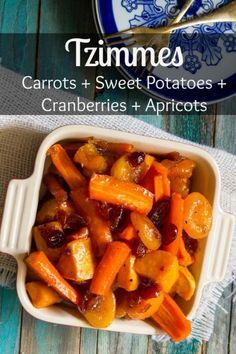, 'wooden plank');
207,97,236,354
20,310,81,354
19,1,98,353
204,284,232,354
167,339,202,354
215,97,236,154
0,0,39,33
168,111,216,145
97,331,149,354
0,287,22,354
80,328,98,354
37,0,97,98
0,0,40,75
